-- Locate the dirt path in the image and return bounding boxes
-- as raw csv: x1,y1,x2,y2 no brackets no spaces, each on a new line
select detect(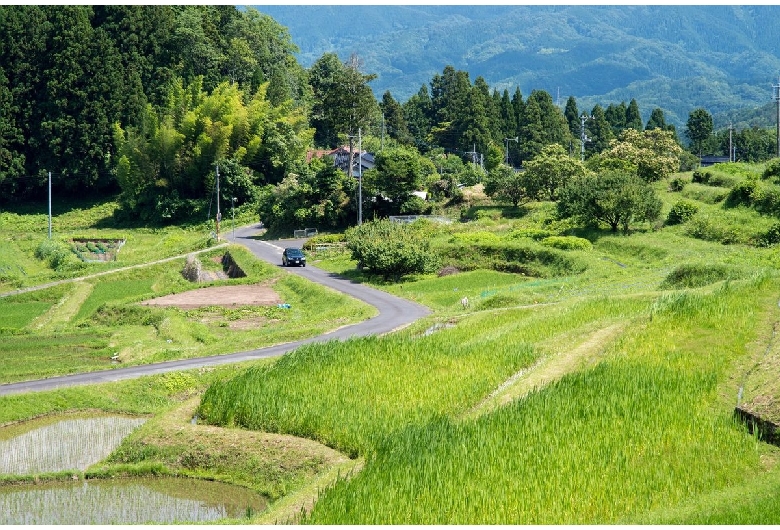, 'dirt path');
461,322,626,421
